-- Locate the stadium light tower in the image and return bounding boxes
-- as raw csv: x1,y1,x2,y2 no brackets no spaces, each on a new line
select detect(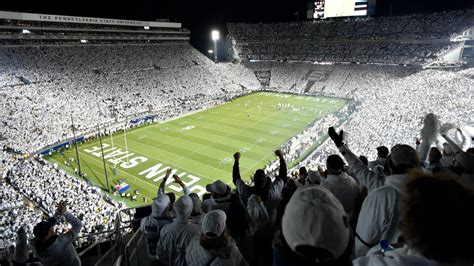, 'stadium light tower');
211,30,219,62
